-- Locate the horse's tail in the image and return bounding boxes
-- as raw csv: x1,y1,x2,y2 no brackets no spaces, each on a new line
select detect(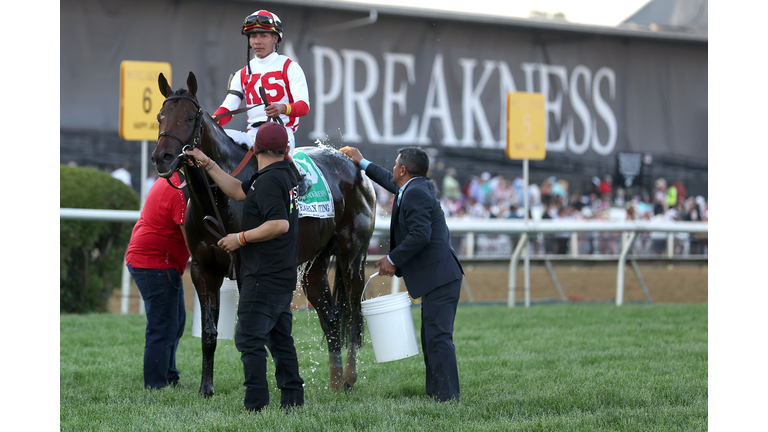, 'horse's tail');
333,257,349,348
333,256,360,349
